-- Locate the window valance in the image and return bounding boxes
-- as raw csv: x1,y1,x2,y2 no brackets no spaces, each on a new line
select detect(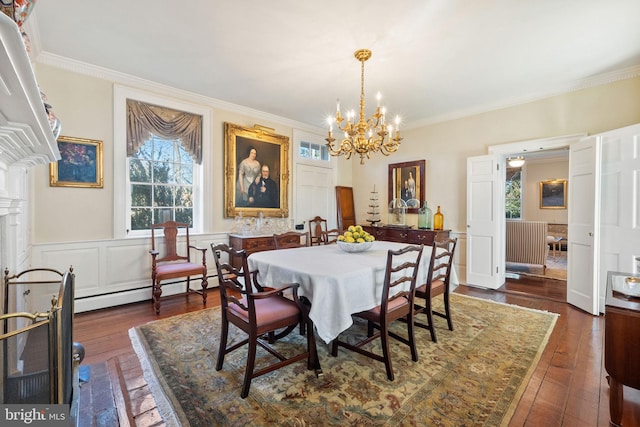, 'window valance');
126,99,203,164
